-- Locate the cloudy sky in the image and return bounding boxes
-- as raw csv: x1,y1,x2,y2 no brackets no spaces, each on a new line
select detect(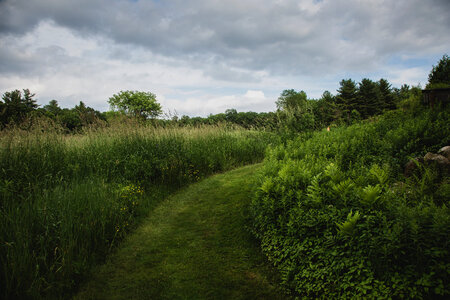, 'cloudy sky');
0,0,449,116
